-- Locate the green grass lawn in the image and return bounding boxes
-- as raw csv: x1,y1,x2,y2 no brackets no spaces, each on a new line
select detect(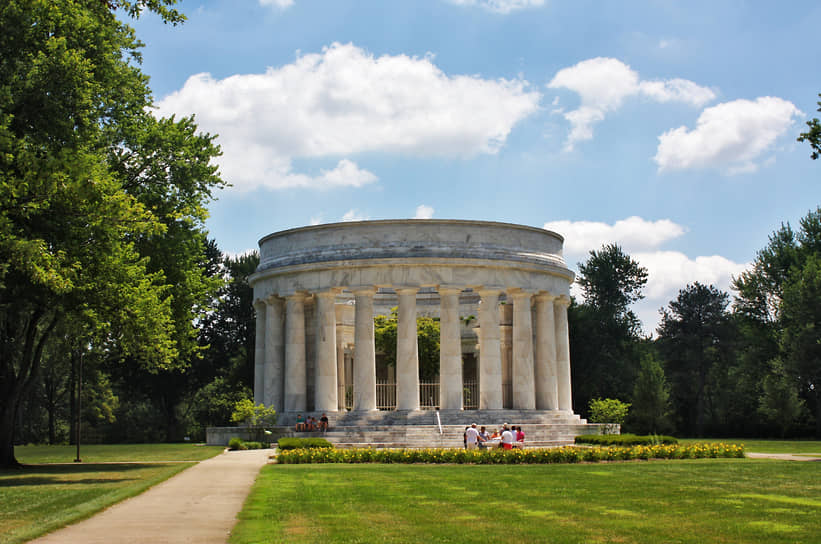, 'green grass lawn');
0,444,224,544
231,459,821,544
14,443,224,464
679,438,821,454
